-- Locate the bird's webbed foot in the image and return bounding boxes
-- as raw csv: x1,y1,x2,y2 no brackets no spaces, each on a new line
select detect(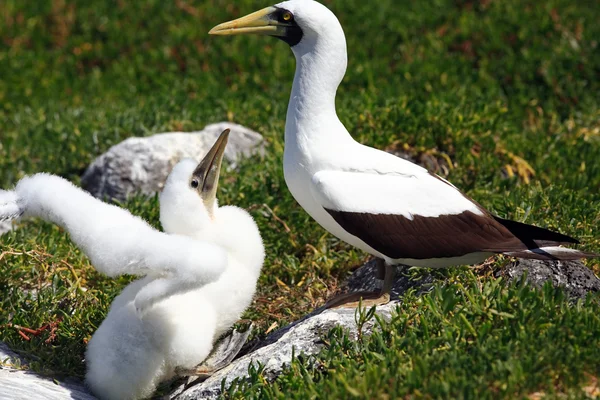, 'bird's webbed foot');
323,259,395,309
323,290,391,309
176,324,253,378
